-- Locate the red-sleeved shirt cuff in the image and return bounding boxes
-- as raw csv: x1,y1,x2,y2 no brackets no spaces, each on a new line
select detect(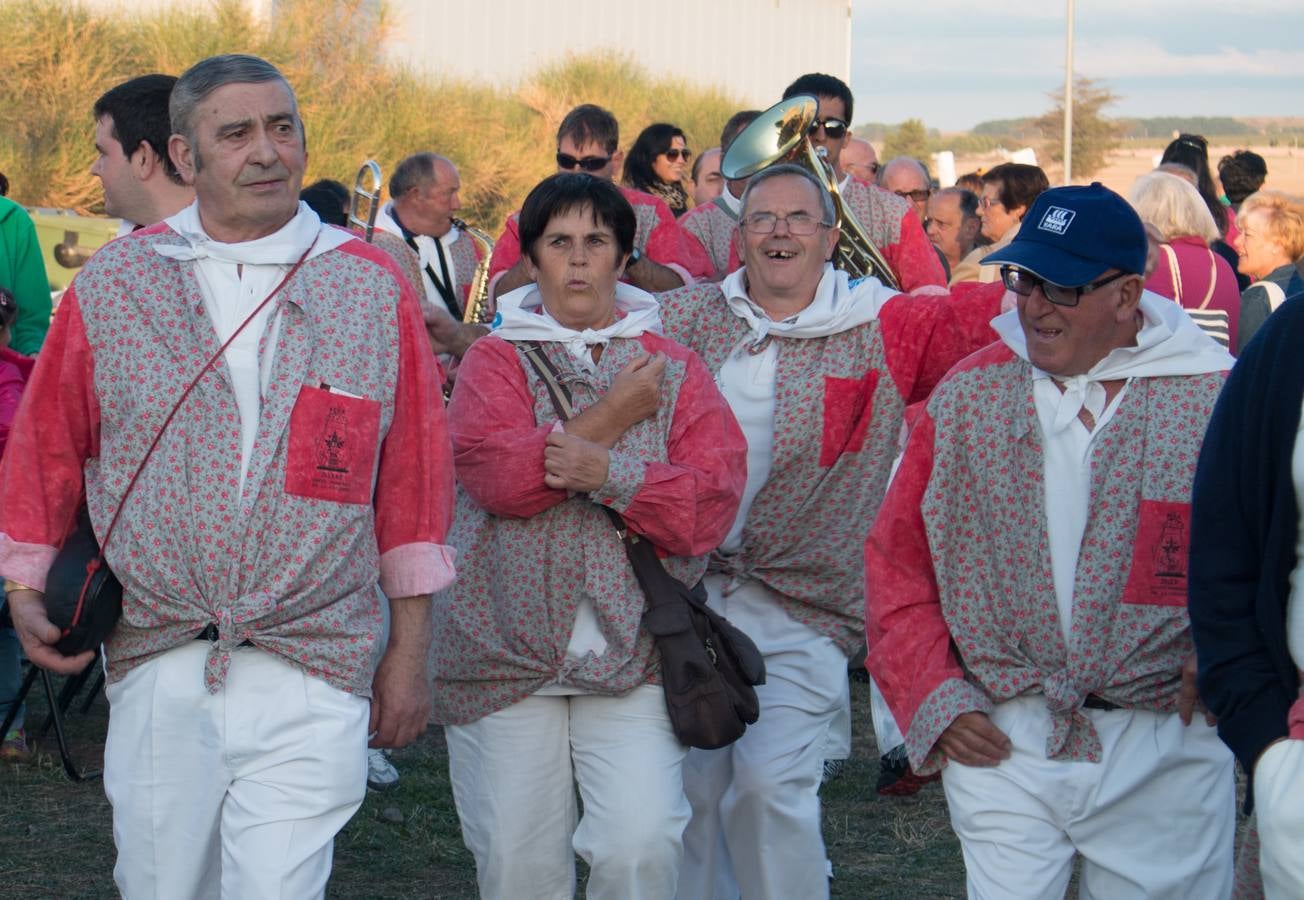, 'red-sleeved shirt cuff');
379,541,457,598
